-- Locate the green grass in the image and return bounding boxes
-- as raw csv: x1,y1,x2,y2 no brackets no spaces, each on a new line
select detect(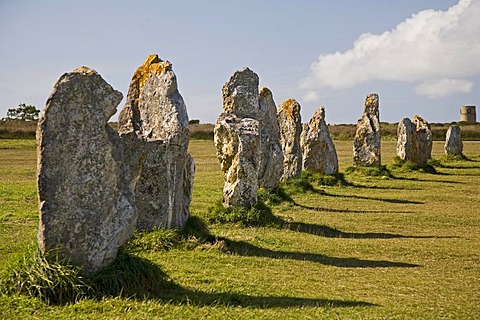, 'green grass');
0,138,479,319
